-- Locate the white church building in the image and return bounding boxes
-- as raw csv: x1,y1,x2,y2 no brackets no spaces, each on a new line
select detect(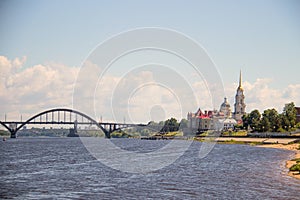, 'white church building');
187,70,246,132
